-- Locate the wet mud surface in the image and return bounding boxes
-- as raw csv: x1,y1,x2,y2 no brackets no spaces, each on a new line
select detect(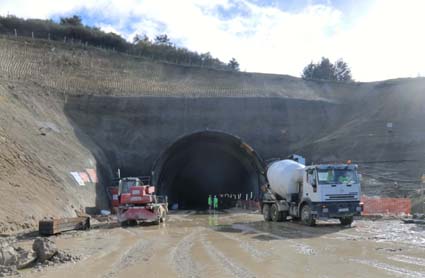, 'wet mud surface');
17,210,425,278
